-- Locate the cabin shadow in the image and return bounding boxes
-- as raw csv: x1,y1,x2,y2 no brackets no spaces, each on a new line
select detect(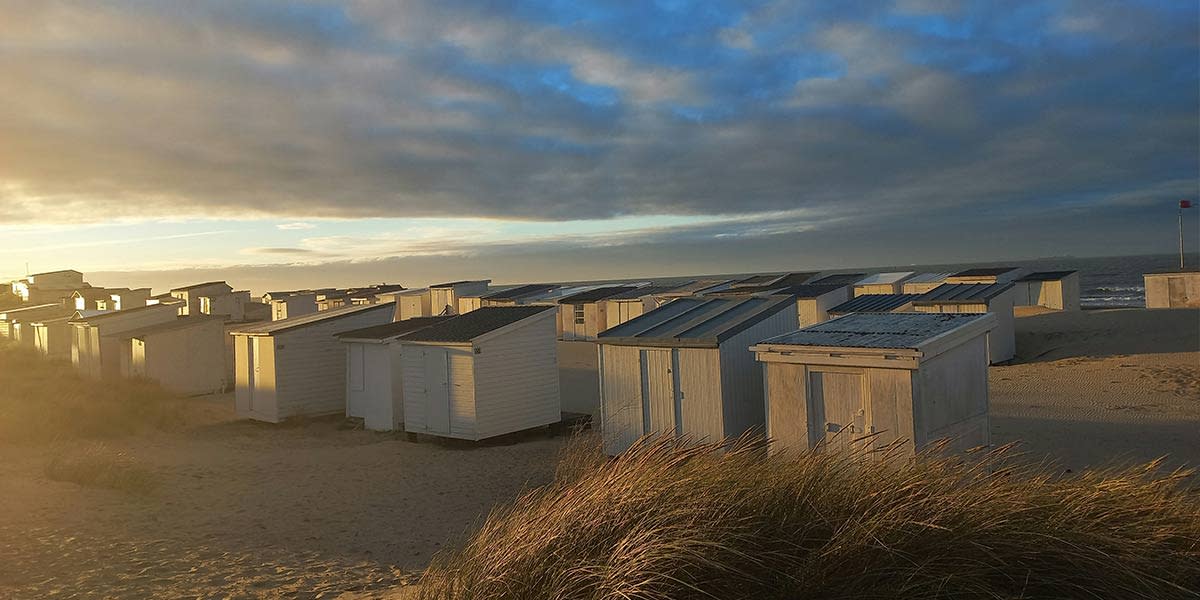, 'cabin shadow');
1008,308,1200,364
990,414,1200,476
